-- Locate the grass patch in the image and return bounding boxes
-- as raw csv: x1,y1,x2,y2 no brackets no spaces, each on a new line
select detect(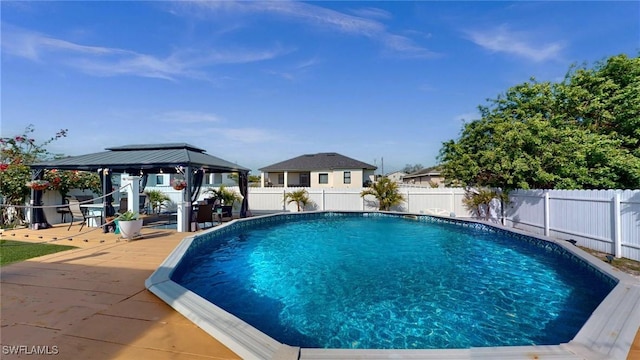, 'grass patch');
579,246,640,277
0,240,77,266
